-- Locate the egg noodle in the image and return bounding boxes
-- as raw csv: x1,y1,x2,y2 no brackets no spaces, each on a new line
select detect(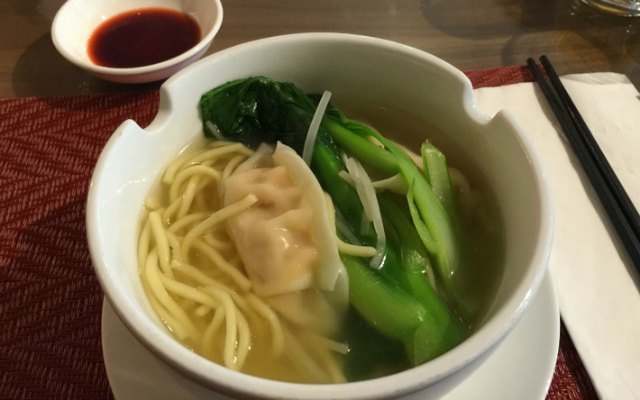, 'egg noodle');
137,140,362,383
